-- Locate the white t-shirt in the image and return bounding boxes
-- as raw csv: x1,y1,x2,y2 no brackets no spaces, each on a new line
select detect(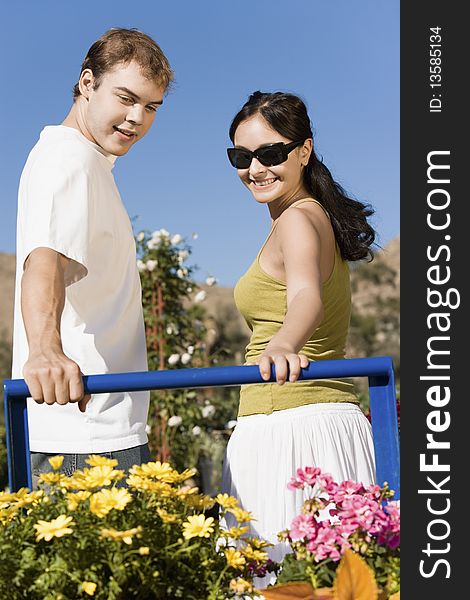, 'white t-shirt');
12,125,150,453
